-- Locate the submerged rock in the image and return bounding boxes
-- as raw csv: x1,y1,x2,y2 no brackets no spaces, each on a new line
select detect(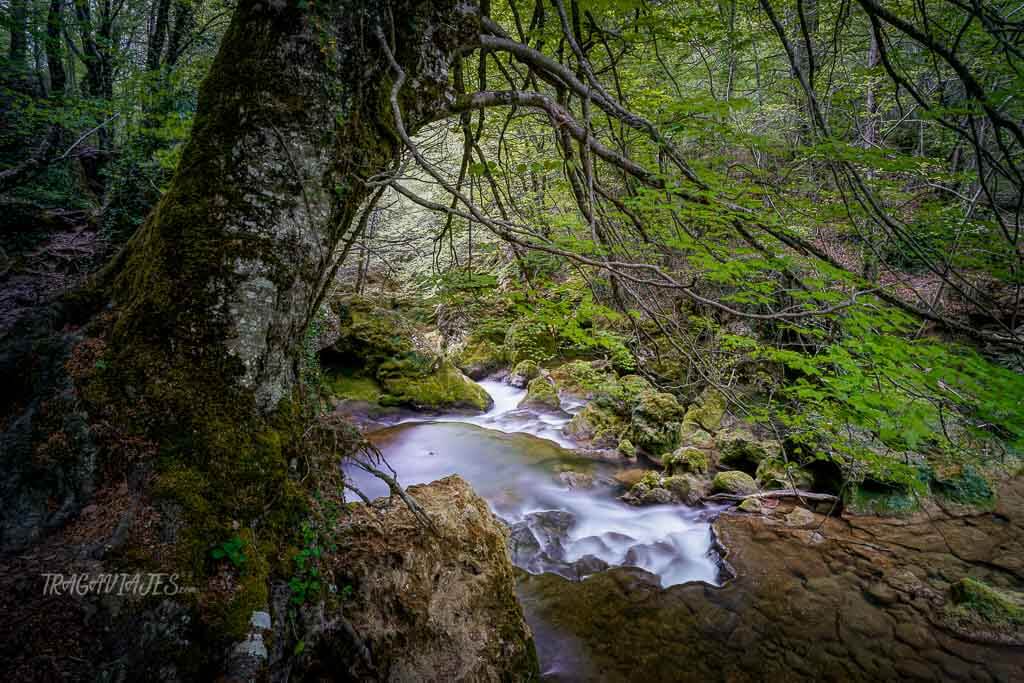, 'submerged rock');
328,475,538,680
